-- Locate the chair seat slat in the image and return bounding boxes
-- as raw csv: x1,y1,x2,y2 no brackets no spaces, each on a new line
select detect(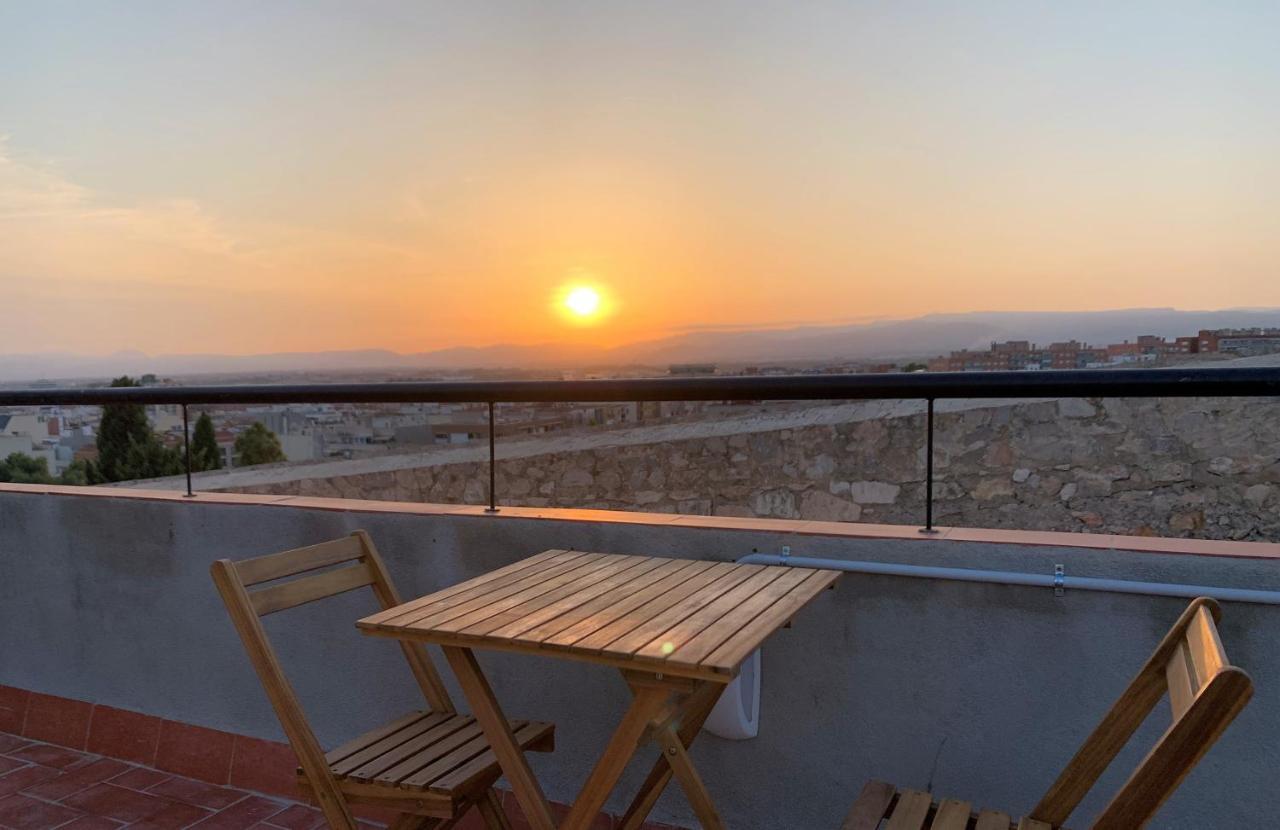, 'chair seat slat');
840,779,897,830
884,789,931,830
329,713,453,775
324,711,433,765
930,799,972,830
314,713,553,794
973,810,1011,830
427,720,554,795
345,716,478,780
369,720,487,785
